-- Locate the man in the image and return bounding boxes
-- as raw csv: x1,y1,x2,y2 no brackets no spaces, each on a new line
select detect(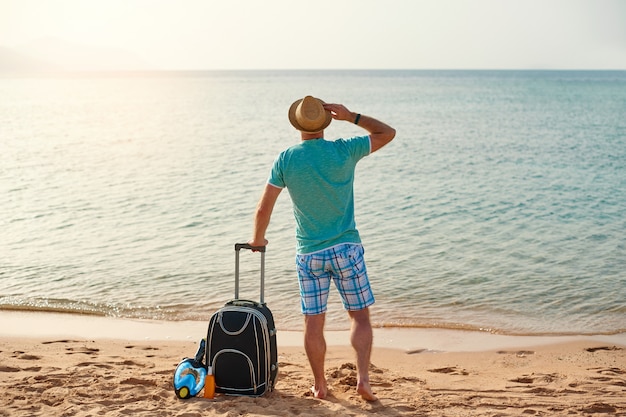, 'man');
248,95,395,401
